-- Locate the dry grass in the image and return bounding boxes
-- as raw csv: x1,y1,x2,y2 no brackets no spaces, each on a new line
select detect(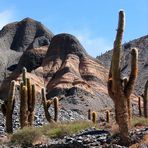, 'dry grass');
10,120,97,146
131,116,148,127
40,120,97,138
11,127,42,146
